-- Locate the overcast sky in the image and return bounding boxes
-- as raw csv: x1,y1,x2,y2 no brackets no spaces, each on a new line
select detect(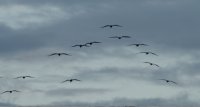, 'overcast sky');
0,0,200,107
